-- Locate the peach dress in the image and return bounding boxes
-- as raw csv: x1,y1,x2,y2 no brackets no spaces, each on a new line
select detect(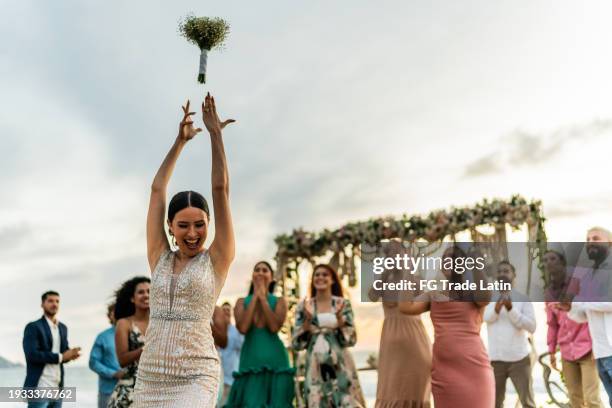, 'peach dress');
375,302,432,408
